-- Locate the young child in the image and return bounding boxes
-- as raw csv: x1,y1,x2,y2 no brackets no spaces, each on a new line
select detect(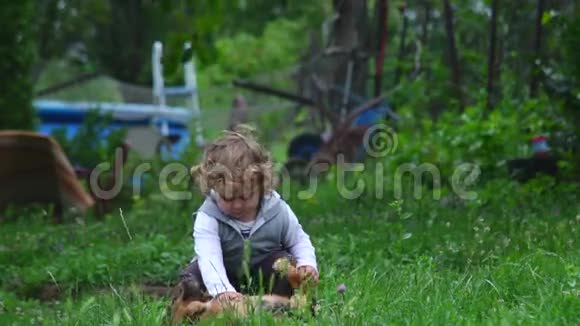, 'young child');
178,126,318,304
